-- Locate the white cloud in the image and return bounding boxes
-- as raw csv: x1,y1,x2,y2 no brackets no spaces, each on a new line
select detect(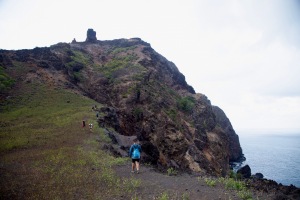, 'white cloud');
226,93,300,132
